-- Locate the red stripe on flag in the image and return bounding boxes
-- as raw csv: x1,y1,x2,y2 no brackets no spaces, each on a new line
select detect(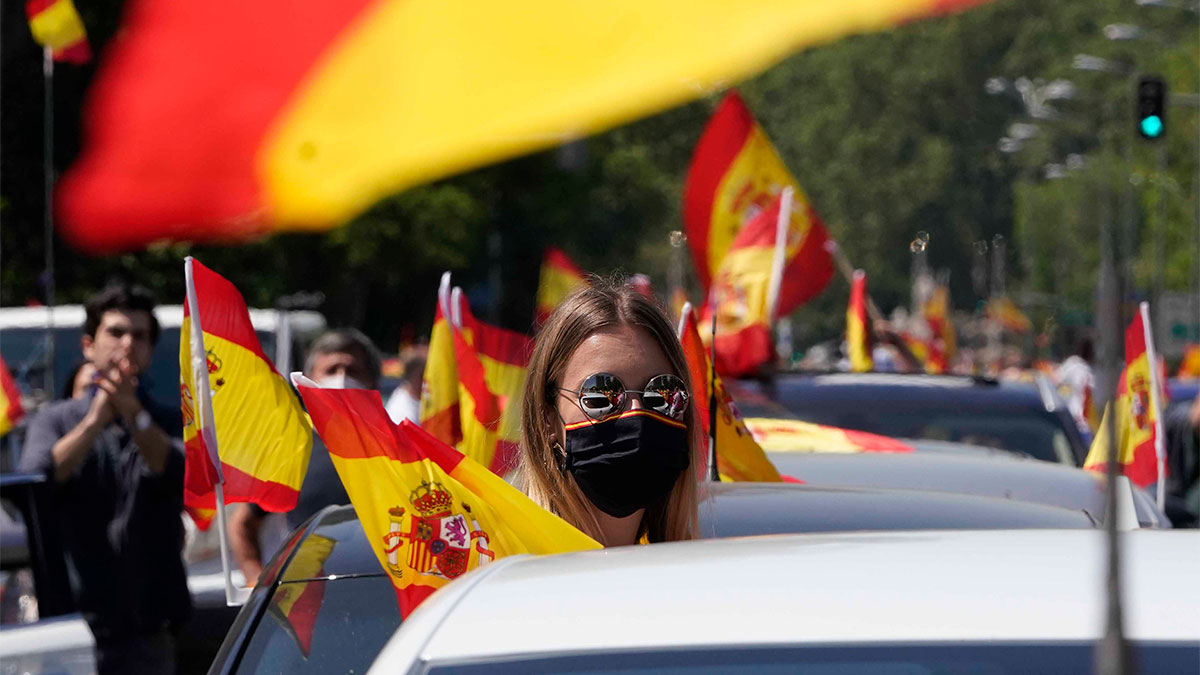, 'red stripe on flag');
185,259,270,361
299,385,423,463
24,0,55,19
713,323,772,377
420,404,462,448
398,421,466,475
683,91,755,290
396,582,437,618
776,208,834,312
56,0,376,252
54,40,91,64
184,453,302,512
490,440,520,477
841,429,913,453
